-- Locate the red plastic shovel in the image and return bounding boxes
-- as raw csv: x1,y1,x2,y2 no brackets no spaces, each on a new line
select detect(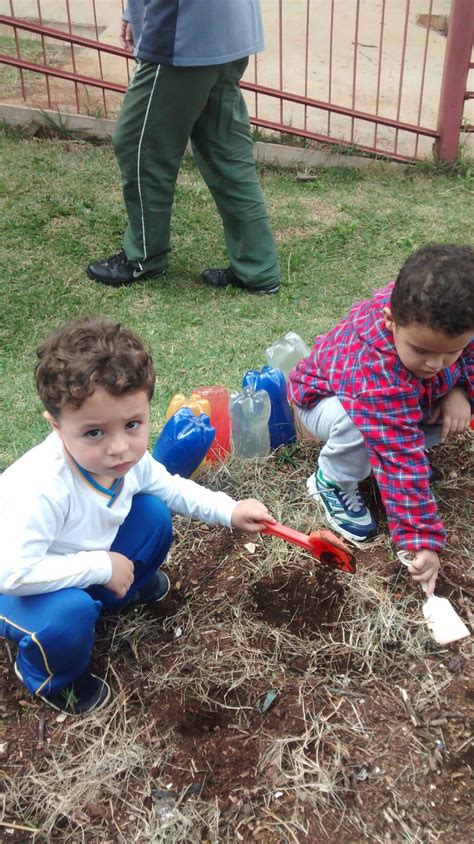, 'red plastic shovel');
262,521,356,573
